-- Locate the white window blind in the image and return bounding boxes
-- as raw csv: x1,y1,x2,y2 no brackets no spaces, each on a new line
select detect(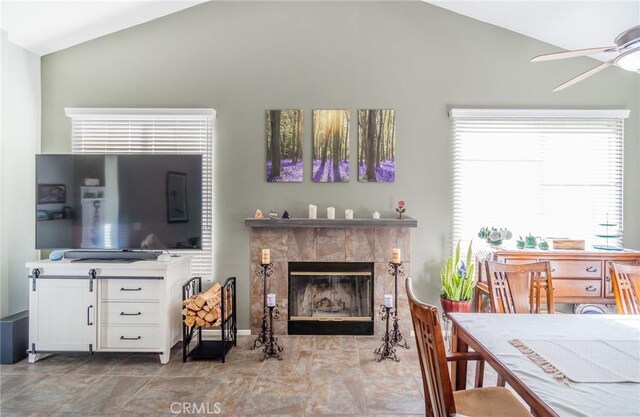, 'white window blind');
450,109,628,251
65,108,215,280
